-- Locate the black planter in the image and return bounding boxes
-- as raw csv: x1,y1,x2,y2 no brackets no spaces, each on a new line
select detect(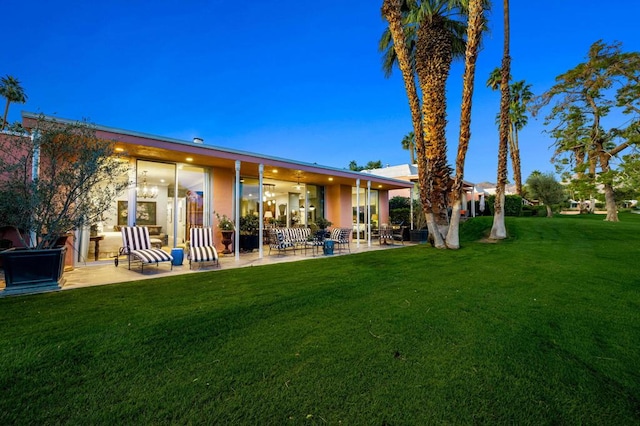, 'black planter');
1,247,67,296
239,234,260,252
410,229,429,243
